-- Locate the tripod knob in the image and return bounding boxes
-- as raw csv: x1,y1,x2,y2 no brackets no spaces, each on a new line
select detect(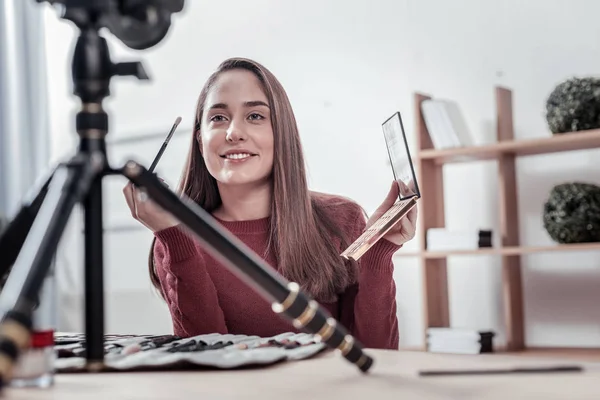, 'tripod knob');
113,62,149,80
